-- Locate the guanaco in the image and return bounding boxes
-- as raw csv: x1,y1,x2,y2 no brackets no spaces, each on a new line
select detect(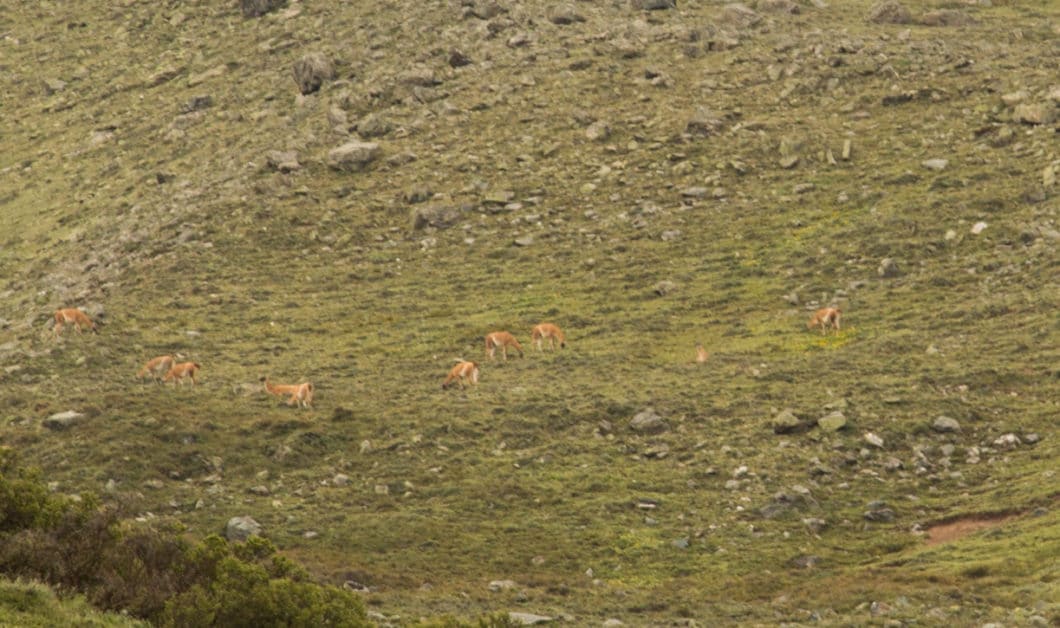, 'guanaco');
807,307,842,335
530,323,566,351
485,331,524,360
163,361,200,385
53,308,97,337
442,360,479,389
138,355,176,383
261,376,314,409
695,344,709,364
